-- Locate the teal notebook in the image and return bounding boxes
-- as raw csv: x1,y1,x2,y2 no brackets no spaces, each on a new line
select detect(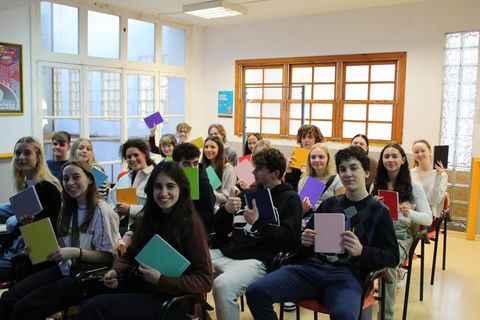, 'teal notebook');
206,166,222,190
135,234,190,277
92,166,108,189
